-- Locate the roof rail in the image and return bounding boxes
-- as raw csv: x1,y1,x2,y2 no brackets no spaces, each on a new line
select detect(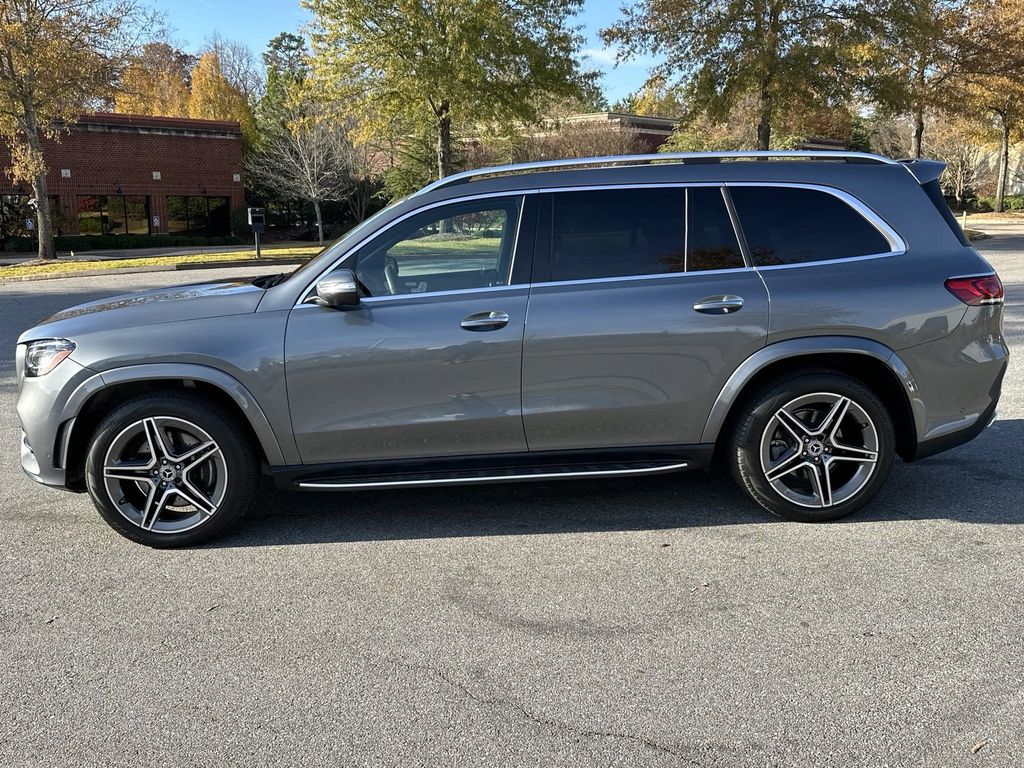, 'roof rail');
413,150,898,197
